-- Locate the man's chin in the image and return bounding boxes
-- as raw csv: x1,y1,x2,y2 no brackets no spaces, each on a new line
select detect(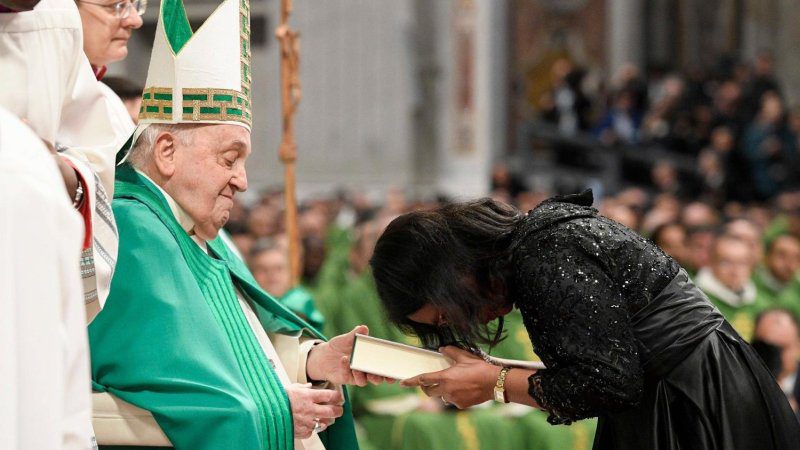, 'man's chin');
194,225,224,242
192,212,231,241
